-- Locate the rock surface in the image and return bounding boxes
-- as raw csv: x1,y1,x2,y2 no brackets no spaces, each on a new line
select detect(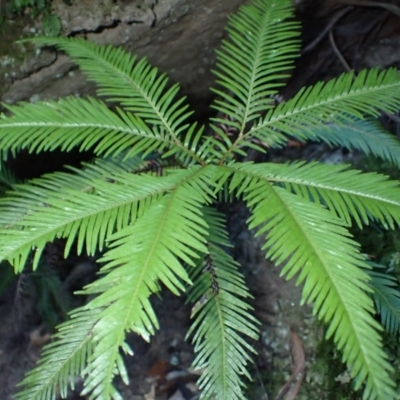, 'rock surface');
1,0,244,113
